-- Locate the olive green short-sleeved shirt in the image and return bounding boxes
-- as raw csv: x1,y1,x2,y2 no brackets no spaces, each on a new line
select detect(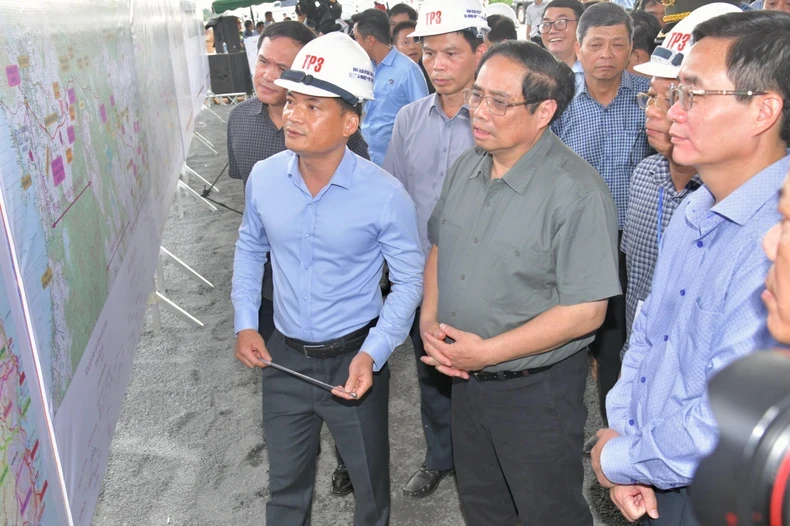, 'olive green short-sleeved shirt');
427,130,621,372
